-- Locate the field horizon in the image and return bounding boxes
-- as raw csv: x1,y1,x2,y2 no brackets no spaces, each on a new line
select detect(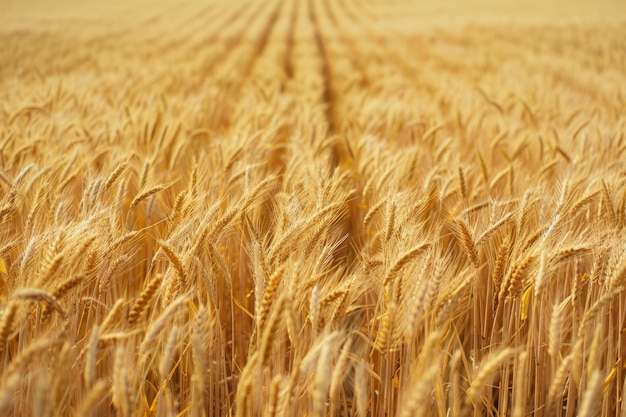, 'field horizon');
1,0,626,416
